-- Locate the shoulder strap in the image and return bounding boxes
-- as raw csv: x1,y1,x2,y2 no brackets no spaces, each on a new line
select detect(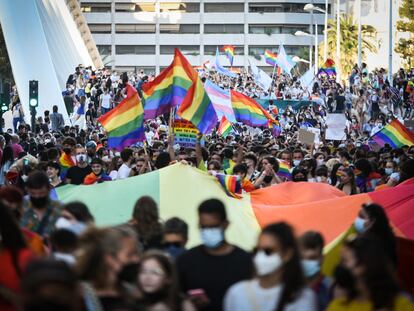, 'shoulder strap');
81,282,104,311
